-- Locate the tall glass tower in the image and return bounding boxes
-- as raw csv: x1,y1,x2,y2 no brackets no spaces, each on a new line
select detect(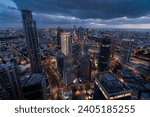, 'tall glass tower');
98,36,111,71
21,10,42,73
0,63,23,99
